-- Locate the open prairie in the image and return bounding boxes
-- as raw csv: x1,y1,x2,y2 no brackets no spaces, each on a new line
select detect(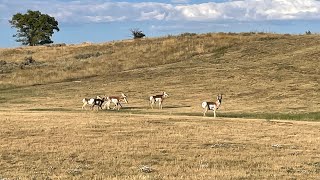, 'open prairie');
0,33,319,179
